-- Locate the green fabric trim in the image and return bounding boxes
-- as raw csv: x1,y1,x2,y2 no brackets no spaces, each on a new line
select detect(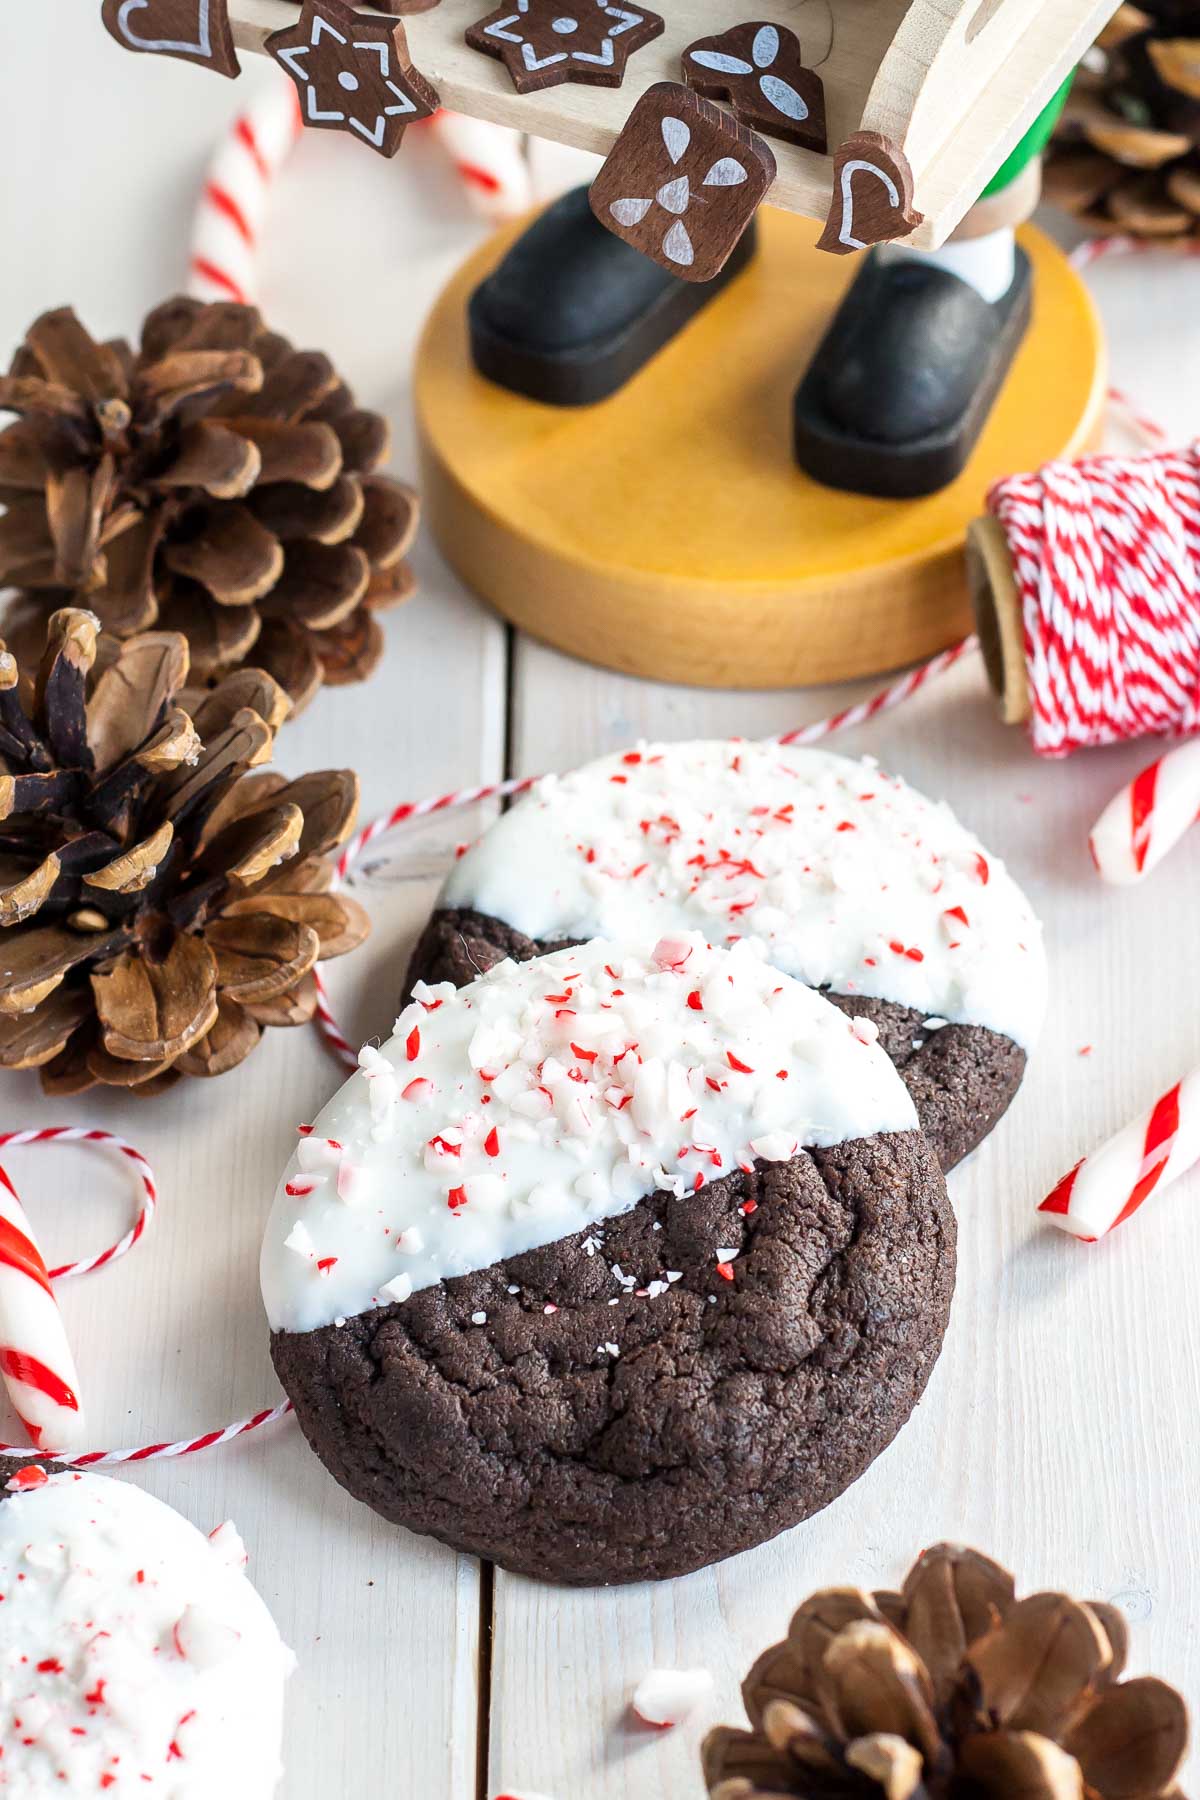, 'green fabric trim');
980,73,1074,197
